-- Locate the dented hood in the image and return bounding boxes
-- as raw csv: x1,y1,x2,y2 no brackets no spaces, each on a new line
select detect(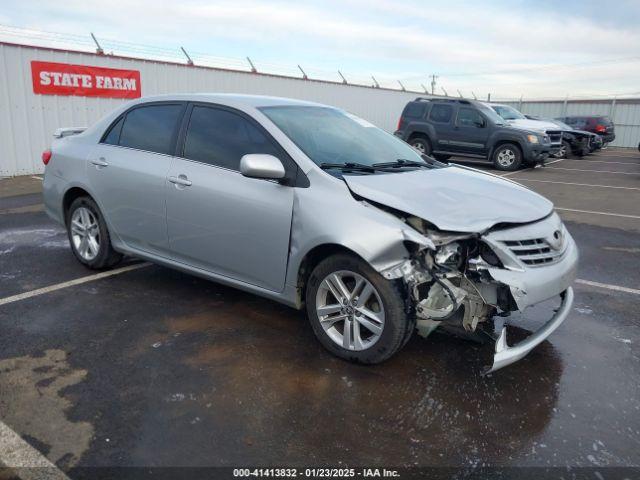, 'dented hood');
506,118,561,133
344,167,554,232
